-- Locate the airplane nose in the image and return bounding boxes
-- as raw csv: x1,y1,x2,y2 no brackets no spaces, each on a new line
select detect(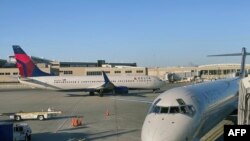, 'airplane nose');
142,125,180,141
141,114,193,141
141,119,154,141
142,126,188,141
